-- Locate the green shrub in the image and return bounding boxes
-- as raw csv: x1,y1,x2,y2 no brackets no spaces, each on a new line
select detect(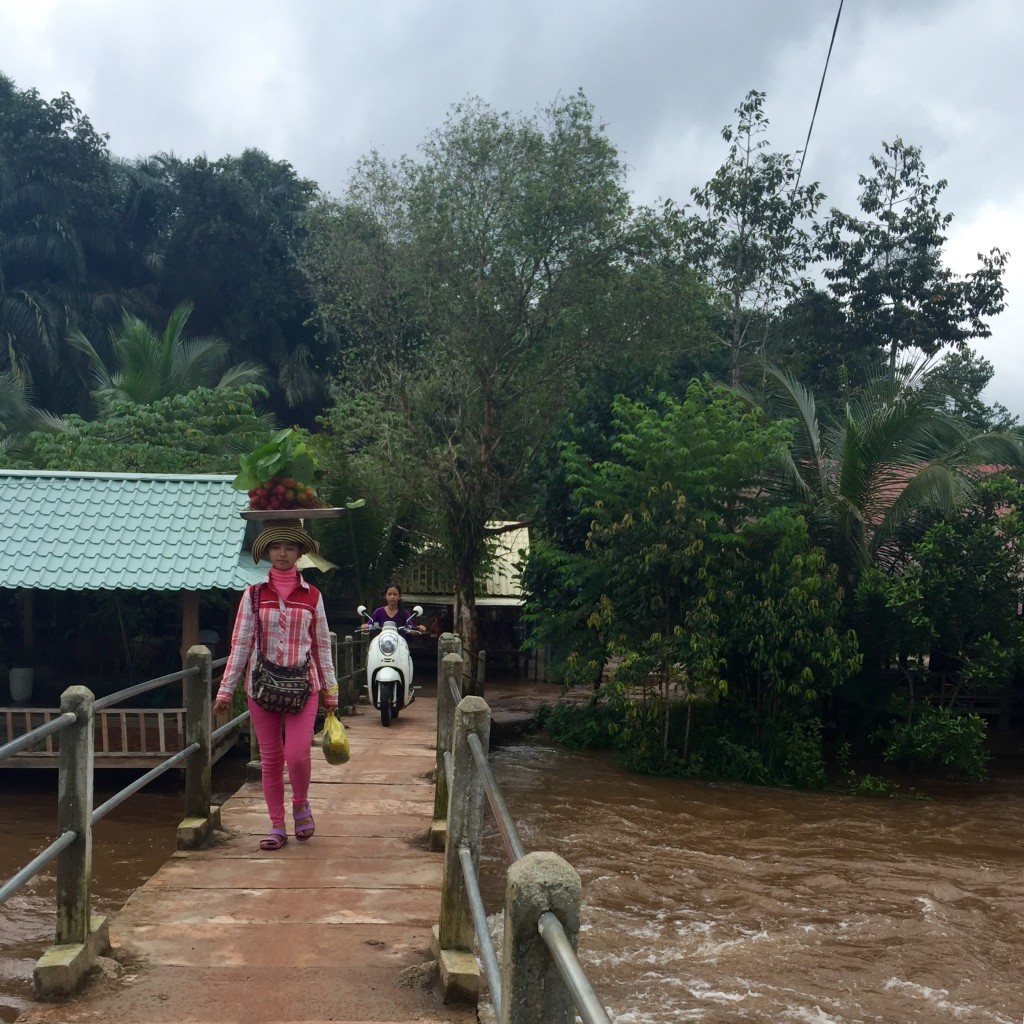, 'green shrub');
537,699,617,750
879,705,989,780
